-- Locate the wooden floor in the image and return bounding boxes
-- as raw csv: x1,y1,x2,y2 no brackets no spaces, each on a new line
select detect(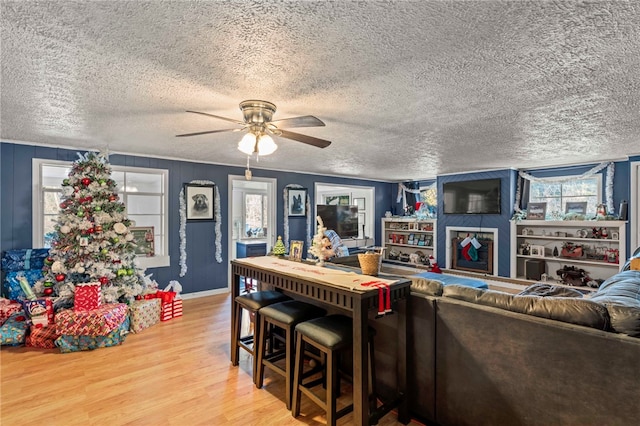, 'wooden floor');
1,294,420,425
